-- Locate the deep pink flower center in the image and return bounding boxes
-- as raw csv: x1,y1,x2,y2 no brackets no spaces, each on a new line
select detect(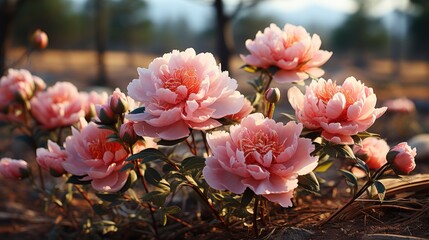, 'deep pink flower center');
240,130,285,164
163,67,200,96
88,138,122,160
